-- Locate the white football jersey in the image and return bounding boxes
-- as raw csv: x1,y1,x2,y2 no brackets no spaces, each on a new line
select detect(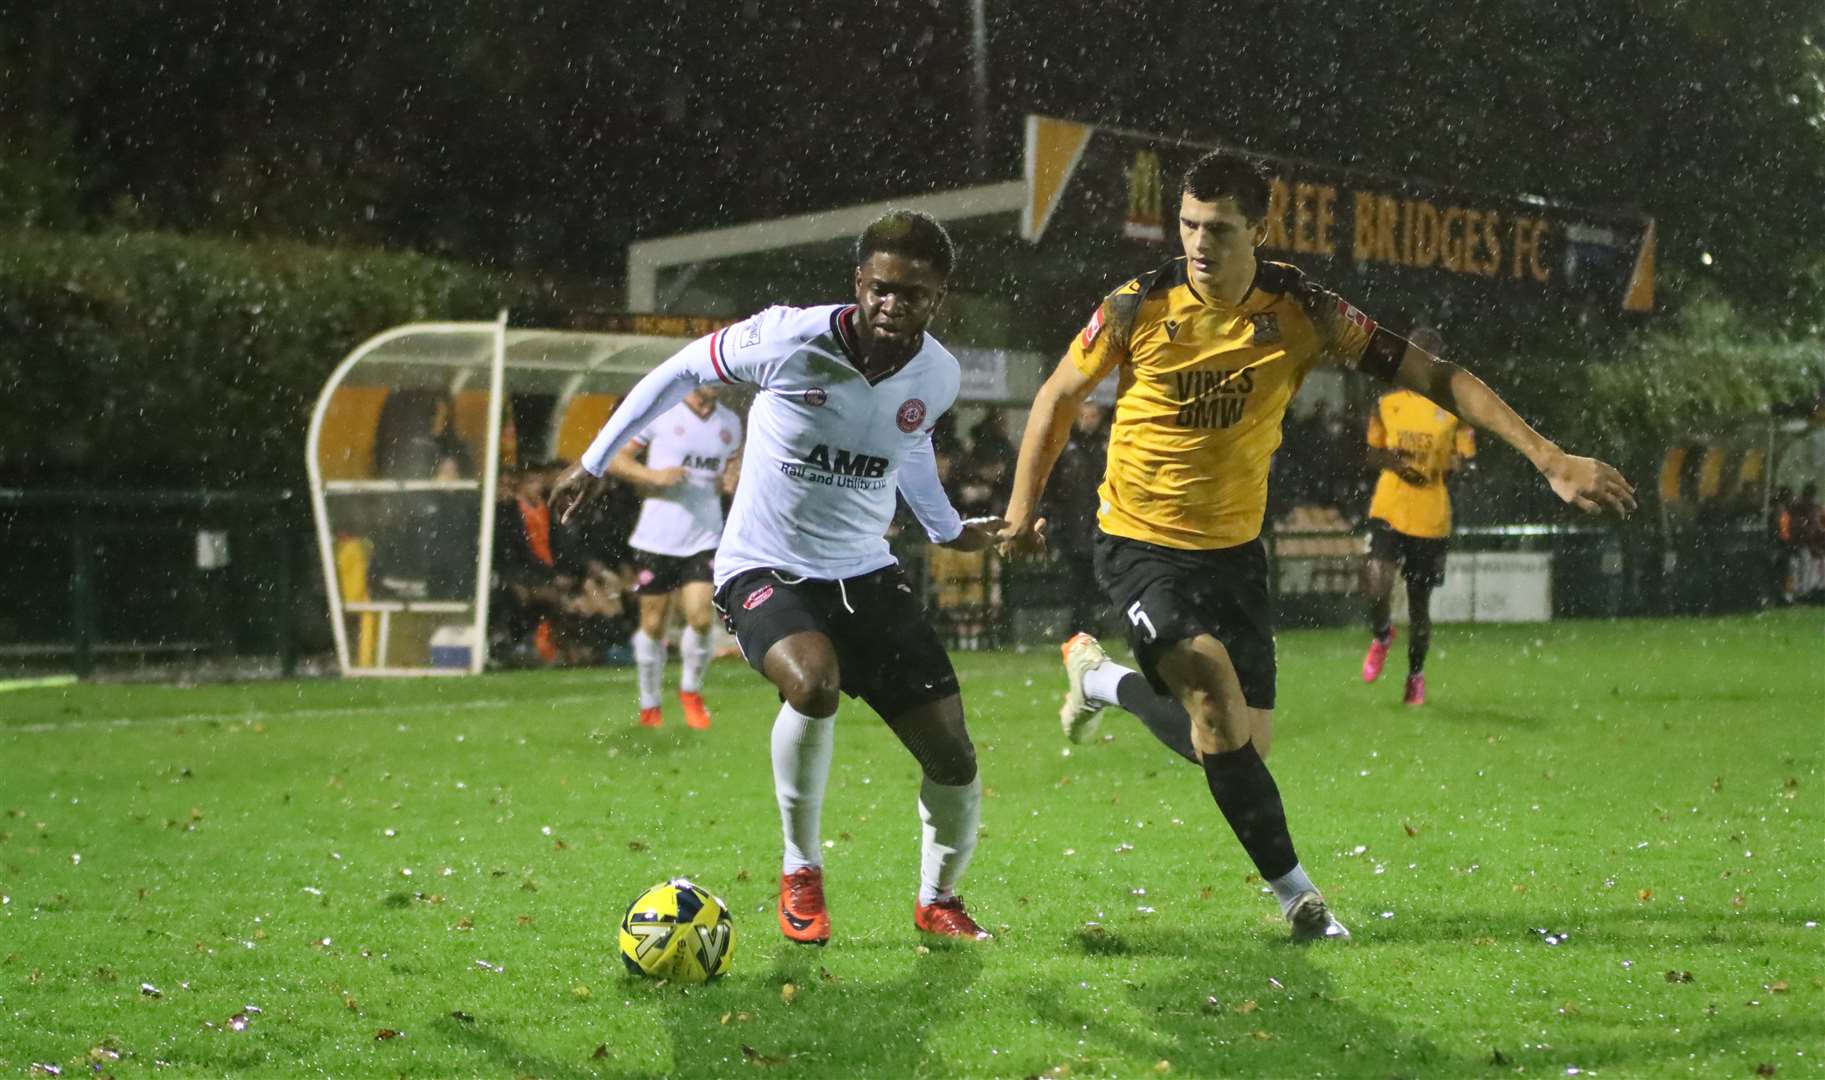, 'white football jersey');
627,399,742,557
707,304,964,585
